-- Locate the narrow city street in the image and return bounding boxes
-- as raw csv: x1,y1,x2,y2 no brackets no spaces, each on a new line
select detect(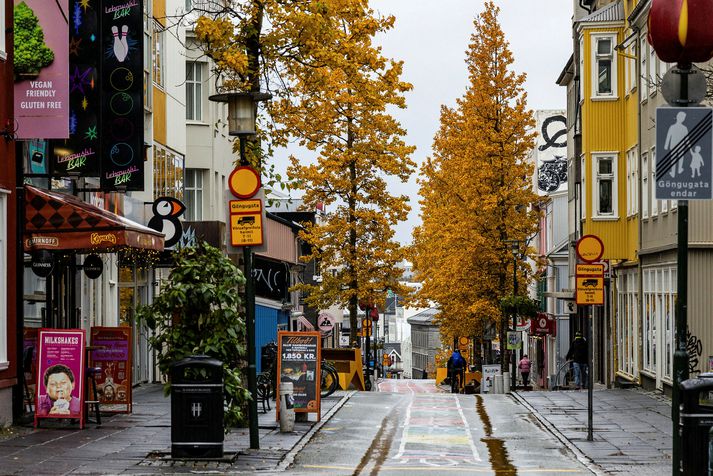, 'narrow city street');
286,379,591,475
